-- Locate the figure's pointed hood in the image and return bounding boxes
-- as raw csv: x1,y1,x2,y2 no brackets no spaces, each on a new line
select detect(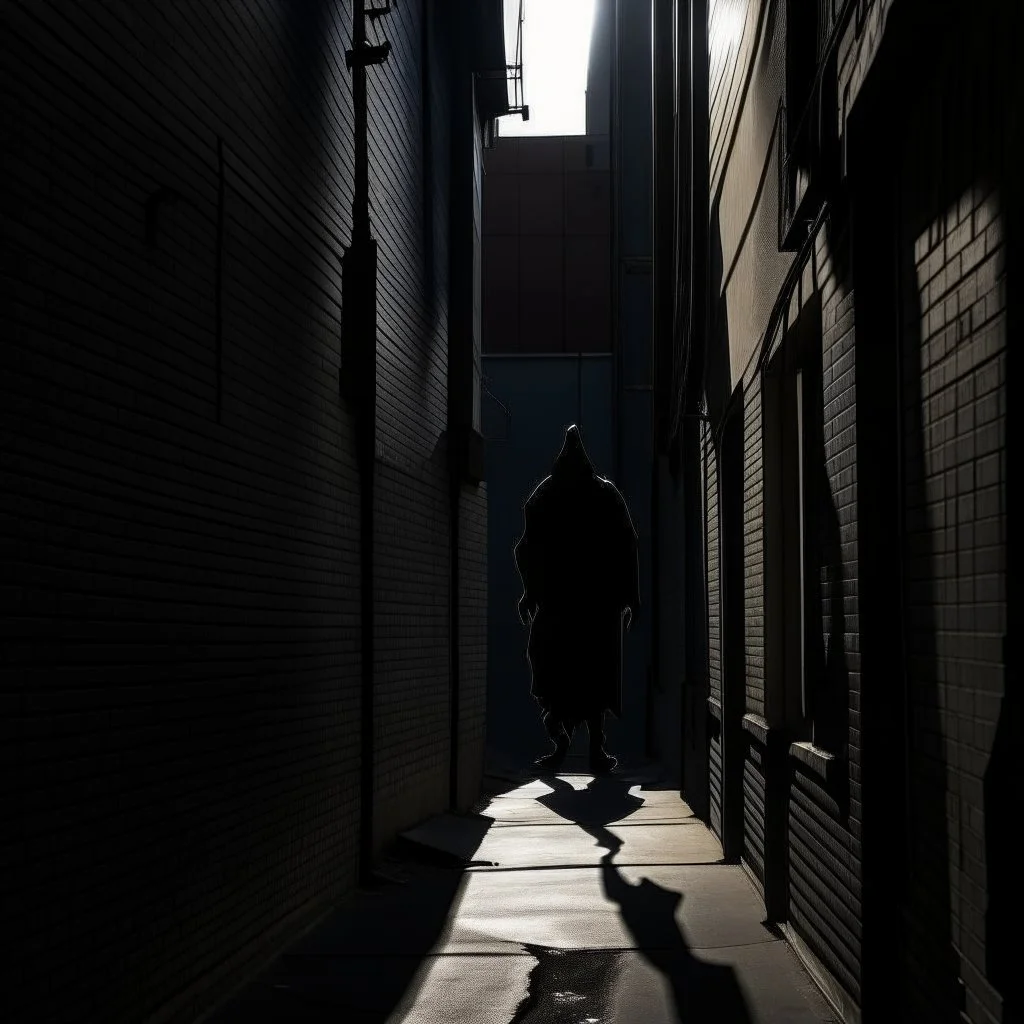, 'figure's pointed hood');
552,424,594,479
